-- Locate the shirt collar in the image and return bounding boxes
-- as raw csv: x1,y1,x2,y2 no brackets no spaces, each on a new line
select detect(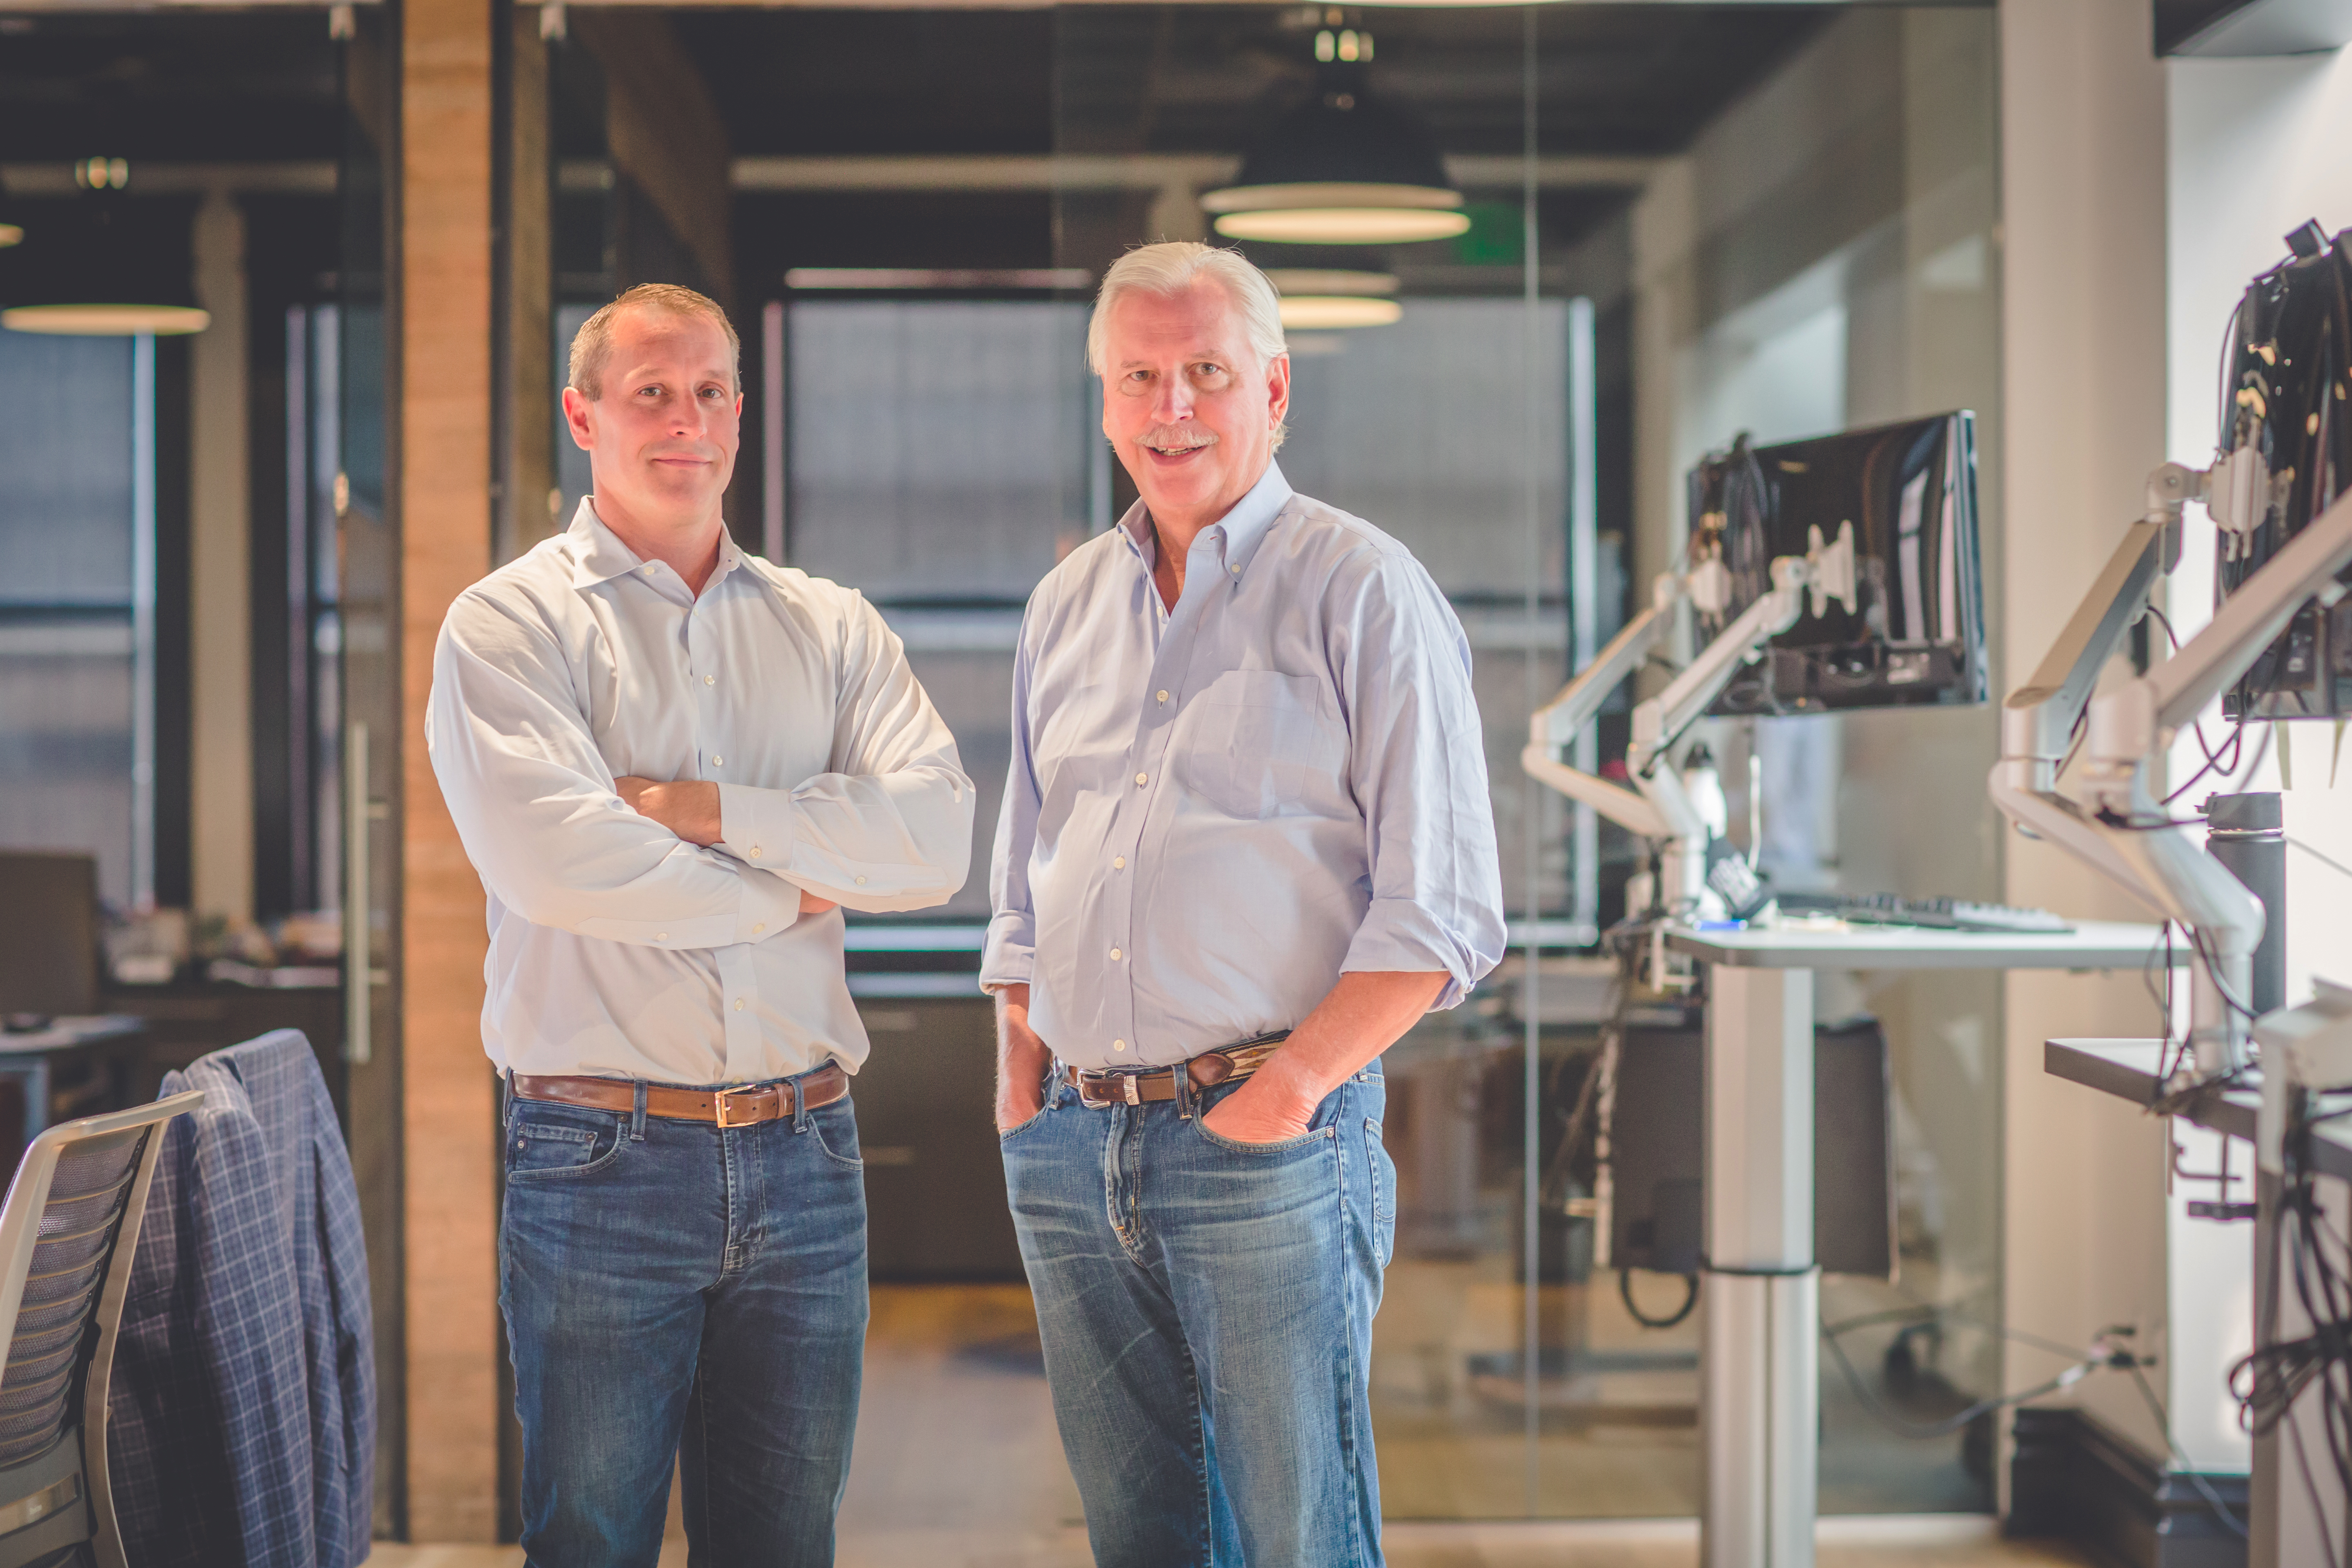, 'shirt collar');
563,497,746,595
1116,460,1294,581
